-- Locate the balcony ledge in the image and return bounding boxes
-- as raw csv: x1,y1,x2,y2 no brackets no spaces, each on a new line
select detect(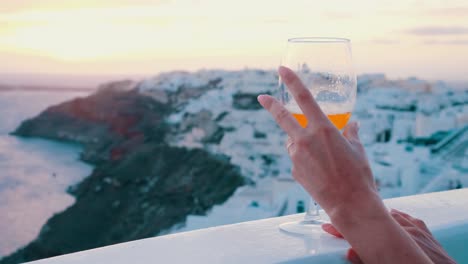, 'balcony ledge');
28,189,468,264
